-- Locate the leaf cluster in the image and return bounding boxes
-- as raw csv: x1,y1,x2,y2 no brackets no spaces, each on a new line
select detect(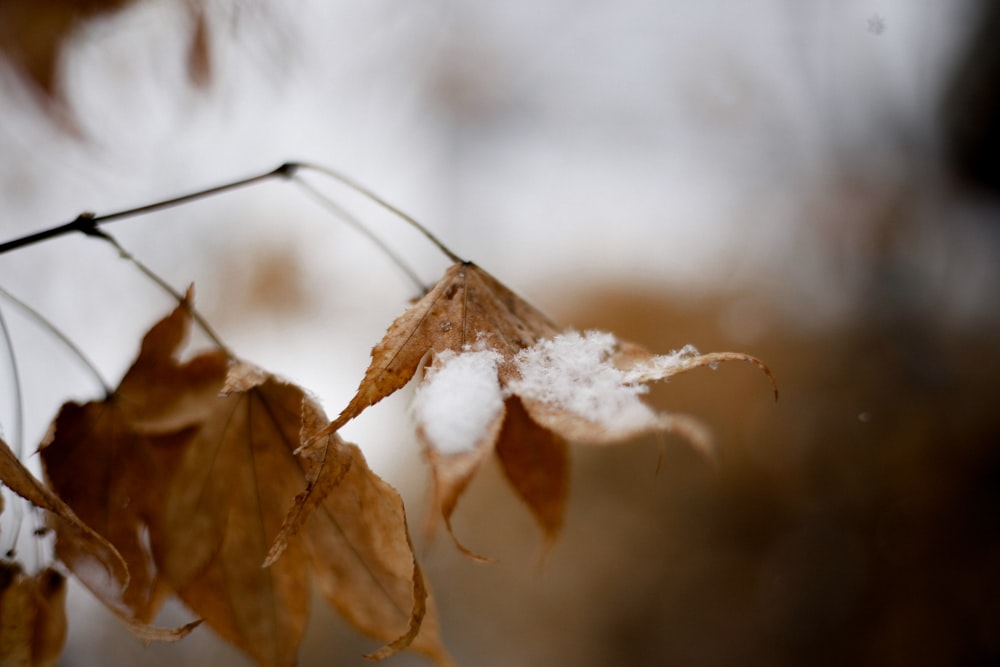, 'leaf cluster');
0,259,774,666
